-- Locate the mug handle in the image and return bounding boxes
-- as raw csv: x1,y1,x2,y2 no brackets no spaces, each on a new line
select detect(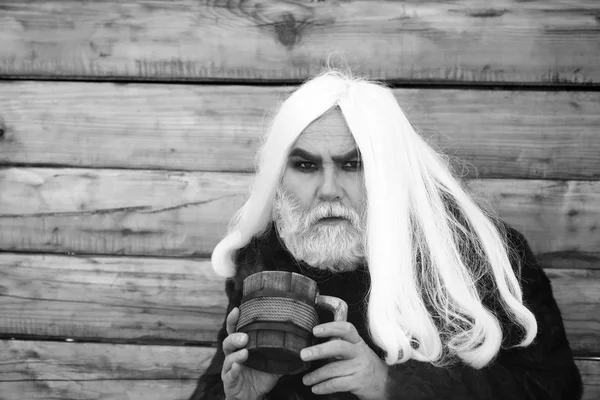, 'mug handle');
315,295,348,322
